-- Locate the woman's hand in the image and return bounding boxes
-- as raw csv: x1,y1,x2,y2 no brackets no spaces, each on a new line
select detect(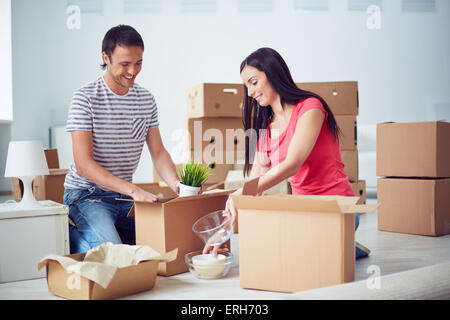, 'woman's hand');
202,188,242,256
225,195,238,232
202,241,230,256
